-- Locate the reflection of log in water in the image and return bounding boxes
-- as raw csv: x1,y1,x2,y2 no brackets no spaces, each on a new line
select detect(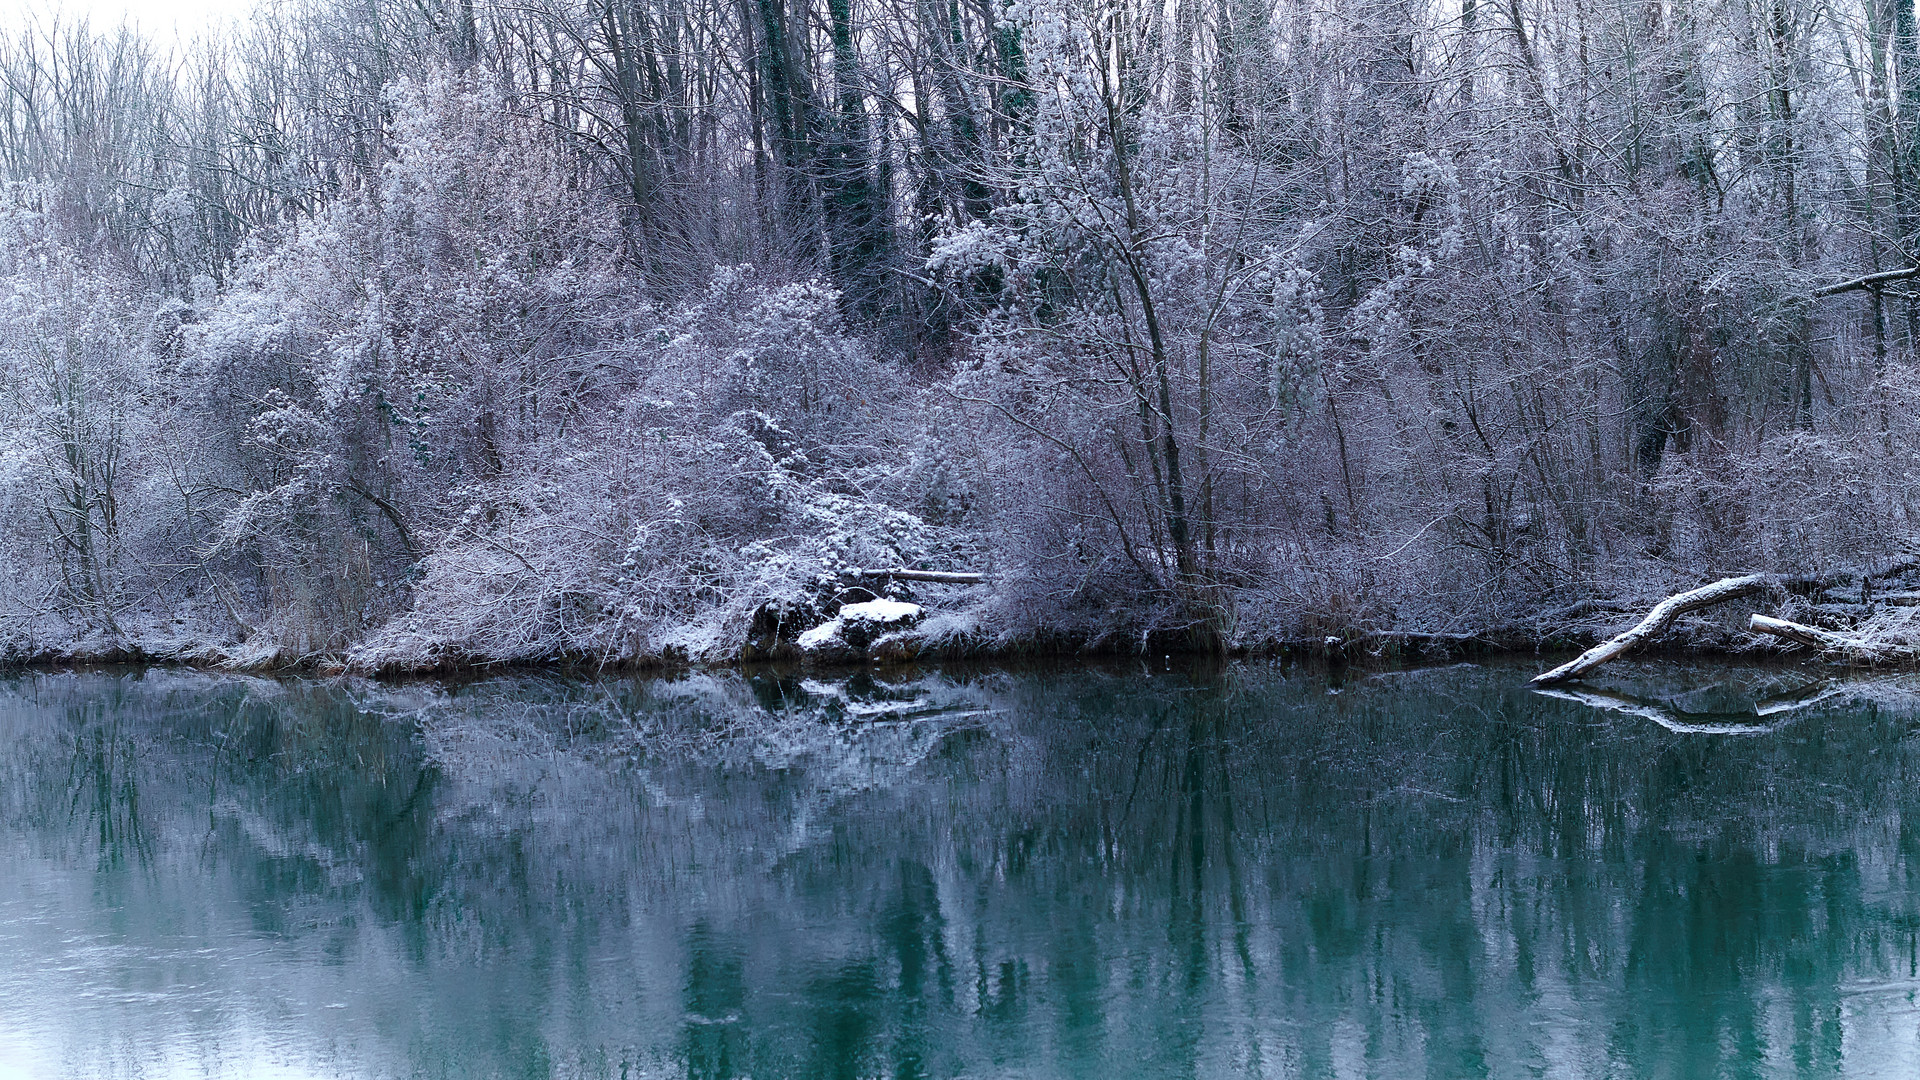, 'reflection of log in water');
1534,682,1850,735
